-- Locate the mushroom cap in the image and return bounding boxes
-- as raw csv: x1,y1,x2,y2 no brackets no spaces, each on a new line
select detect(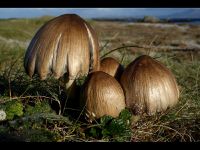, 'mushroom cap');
81,71,125,121
100,57,124,80
120,55,179,115
24,14,100,81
